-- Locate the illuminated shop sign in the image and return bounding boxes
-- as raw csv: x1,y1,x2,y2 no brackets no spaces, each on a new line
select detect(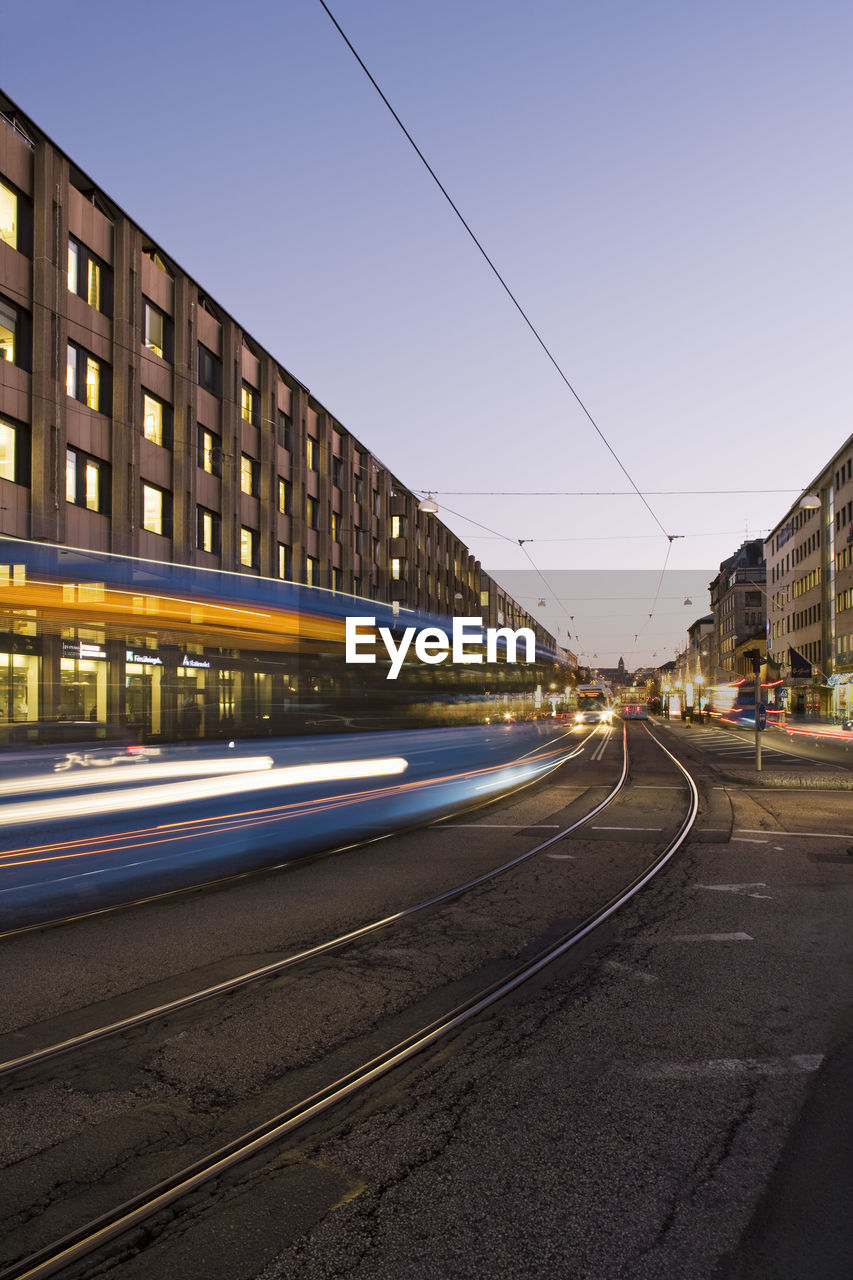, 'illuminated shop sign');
180,654,211,669
62,639,107,660
126,649,162,666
